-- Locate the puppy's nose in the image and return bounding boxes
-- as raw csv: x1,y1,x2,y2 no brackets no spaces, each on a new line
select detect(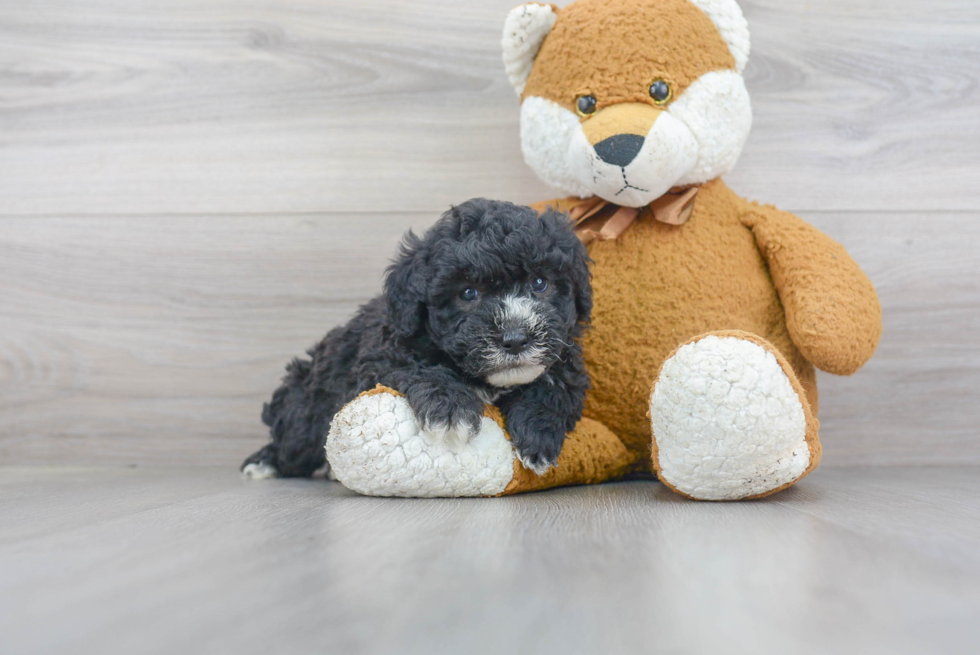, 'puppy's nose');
500,329,529,355
593,134,645,167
